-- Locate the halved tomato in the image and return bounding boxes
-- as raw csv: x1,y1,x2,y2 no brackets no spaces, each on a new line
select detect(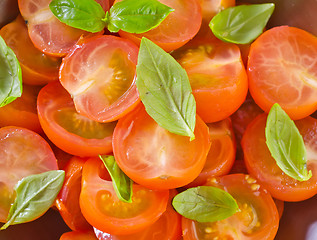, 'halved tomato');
0,127,58,222
59,35,140,123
